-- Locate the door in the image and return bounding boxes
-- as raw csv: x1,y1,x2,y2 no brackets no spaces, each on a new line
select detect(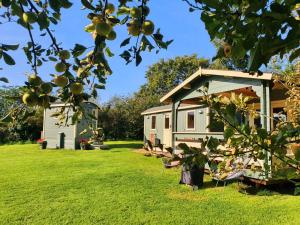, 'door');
163,114,172,148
